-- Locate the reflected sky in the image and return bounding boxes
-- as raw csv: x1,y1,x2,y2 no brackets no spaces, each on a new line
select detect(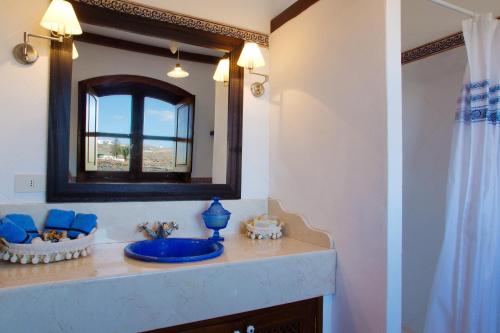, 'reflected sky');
97,95,176,142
